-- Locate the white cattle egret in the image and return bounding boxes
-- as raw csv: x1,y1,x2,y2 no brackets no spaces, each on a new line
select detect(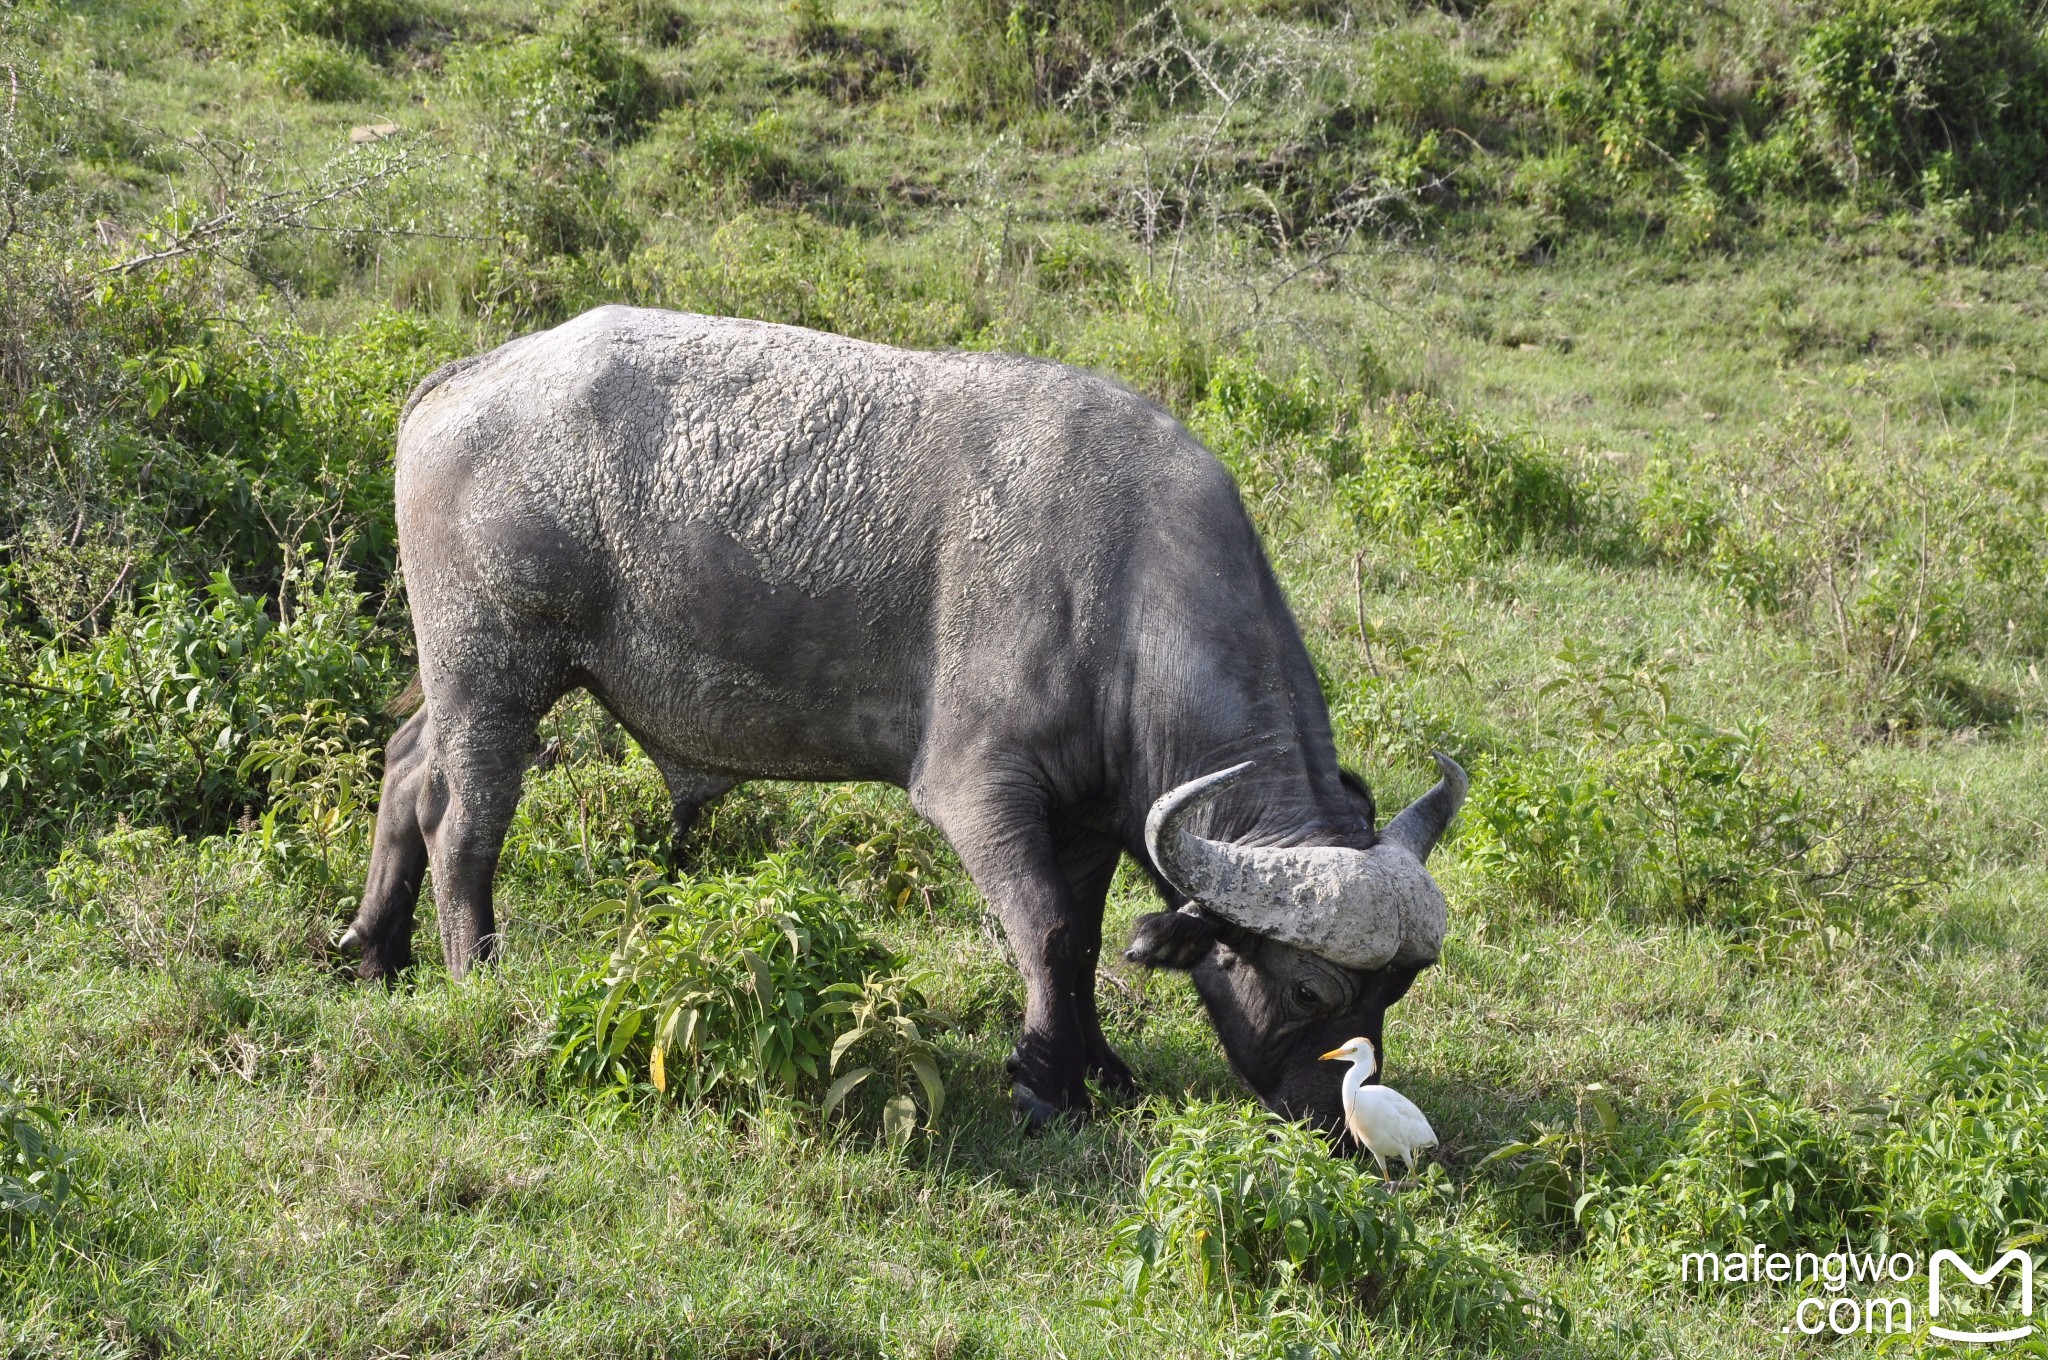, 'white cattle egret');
1320,1037,1437,1183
